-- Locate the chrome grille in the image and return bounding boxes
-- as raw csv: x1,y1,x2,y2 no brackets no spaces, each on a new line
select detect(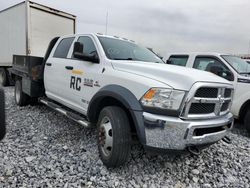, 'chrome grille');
195,88,218,98
221,102,229,112
189,103,215,114
224,89,232,98
181,83,233,120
